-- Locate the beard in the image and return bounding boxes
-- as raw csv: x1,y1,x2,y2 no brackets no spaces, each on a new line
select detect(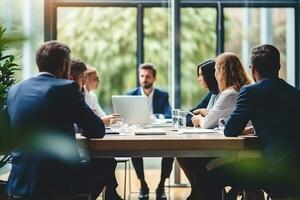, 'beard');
142,82,153,89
